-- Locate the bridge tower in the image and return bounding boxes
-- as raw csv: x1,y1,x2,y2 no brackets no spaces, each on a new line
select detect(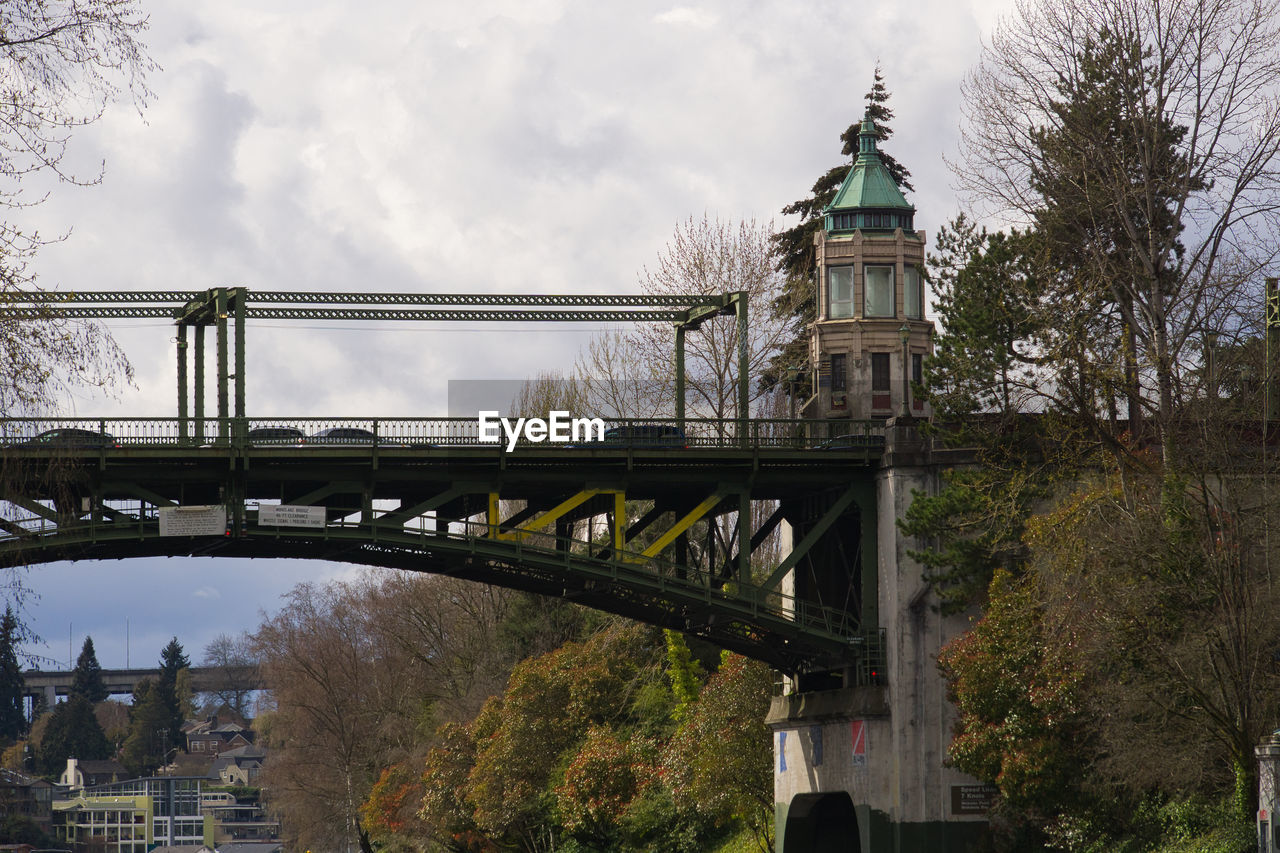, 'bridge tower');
770,114,989,851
